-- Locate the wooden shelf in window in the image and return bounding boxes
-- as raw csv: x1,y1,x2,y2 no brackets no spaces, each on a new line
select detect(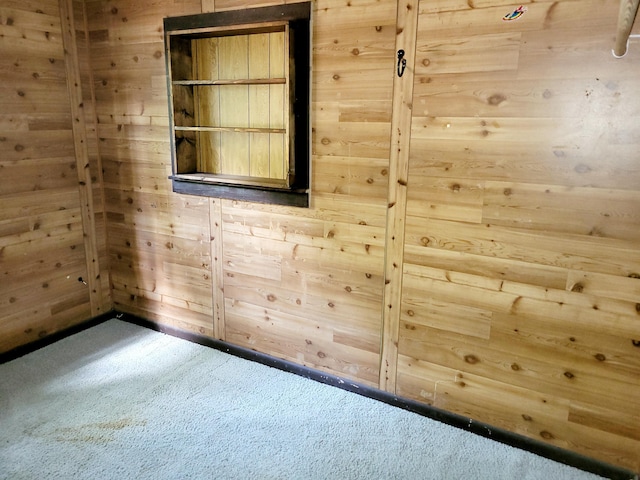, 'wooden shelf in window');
164,2,310,207
174,126,286,134
172,78,286,86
